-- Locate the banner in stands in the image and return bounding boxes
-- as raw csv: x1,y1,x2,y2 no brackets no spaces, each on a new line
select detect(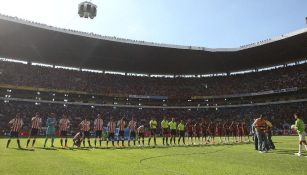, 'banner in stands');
129,95,168,100
191,87,298,99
